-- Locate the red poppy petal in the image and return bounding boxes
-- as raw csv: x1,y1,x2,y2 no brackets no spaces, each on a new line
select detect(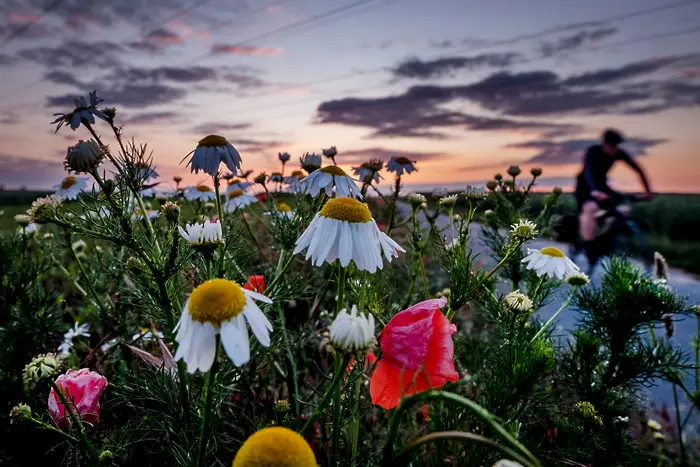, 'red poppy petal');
422,311,459,385
370,359,417,410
